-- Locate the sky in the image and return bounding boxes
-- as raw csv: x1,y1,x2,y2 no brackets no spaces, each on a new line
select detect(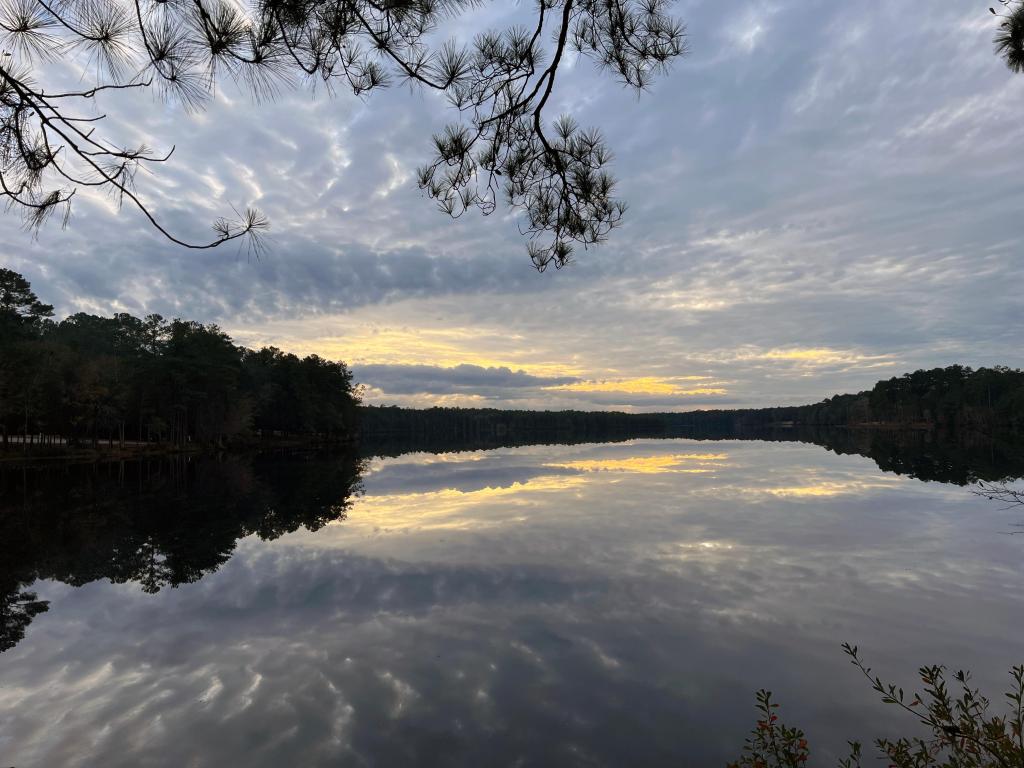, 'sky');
2,0,1022,411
